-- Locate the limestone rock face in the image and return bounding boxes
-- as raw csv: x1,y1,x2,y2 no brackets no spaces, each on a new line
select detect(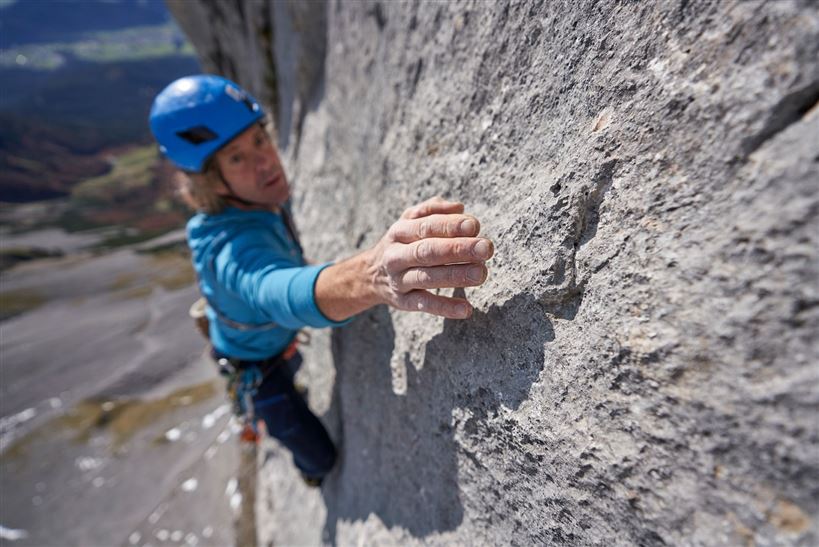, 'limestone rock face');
167,1,819,545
